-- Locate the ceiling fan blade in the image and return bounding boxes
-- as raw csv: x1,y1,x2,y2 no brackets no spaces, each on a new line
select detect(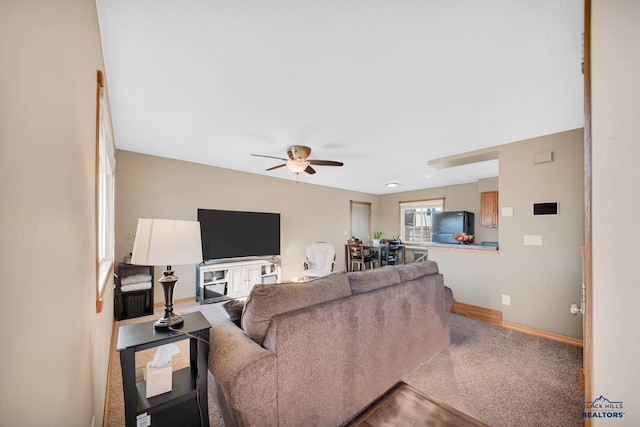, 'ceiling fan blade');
266,163,287,171
308,160,344,167
251,153,288,161
304,165,316,174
